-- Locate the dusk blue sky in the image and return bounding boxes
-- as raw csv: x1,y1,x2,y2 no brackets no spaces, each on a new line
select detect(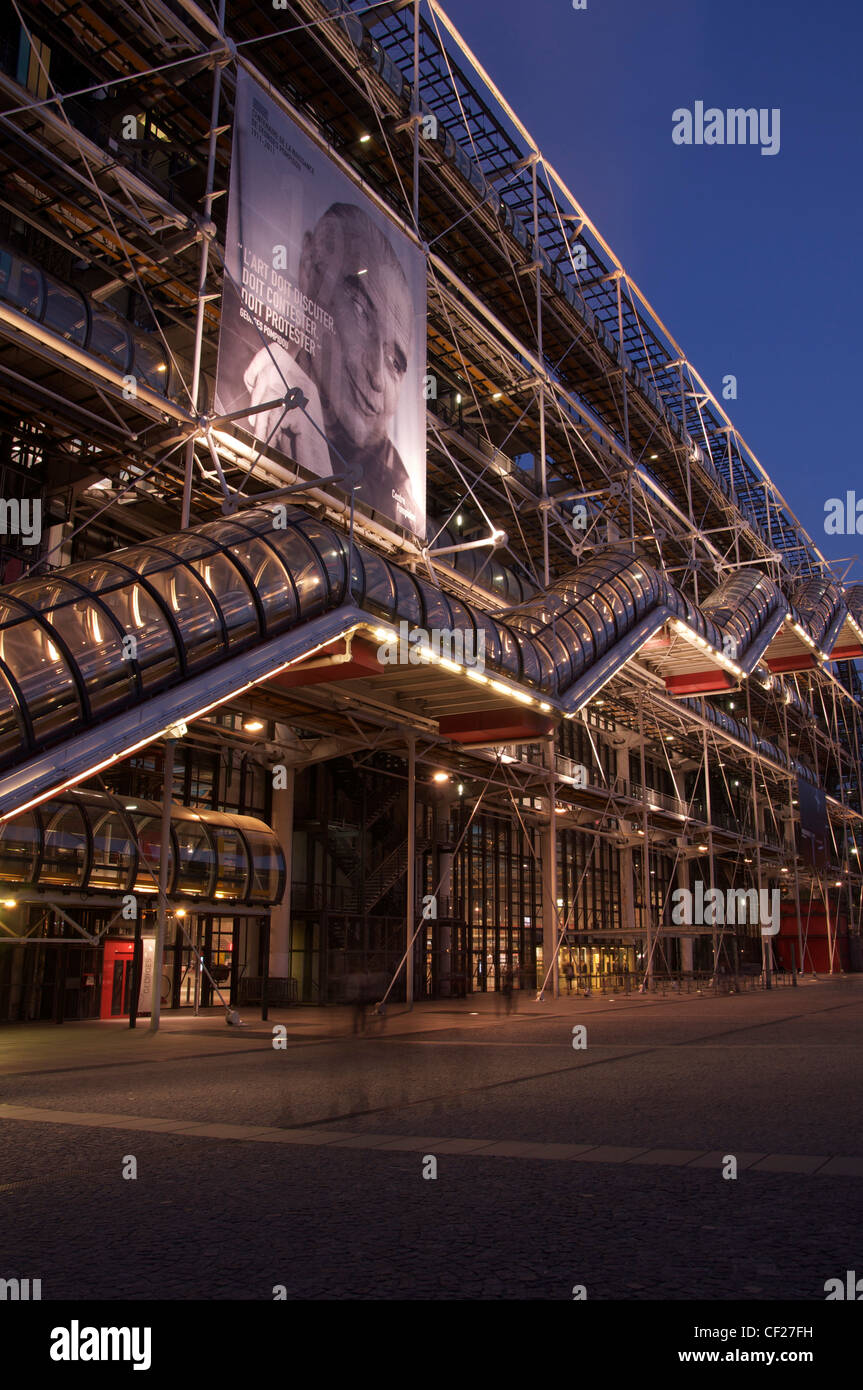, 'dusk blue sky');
445,0,862,578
